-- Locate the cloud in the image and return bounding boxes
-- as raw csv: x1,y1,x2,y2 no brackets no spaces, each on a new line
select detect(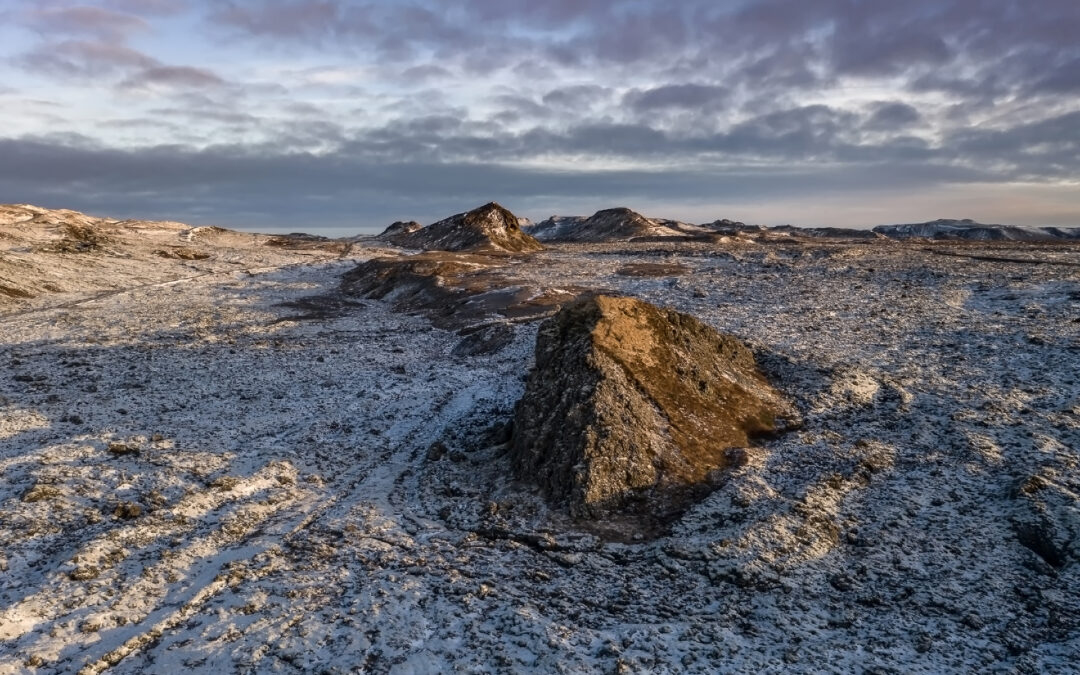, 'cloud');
104,0,188,16
541,85,612,109
623,84,728,113
0,134,991,230
863,102,922,131
212,1,344,39
1032,57,1080,94
25,6,150,40
119,65,228,91
400,64,453,82
15,40,159,78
